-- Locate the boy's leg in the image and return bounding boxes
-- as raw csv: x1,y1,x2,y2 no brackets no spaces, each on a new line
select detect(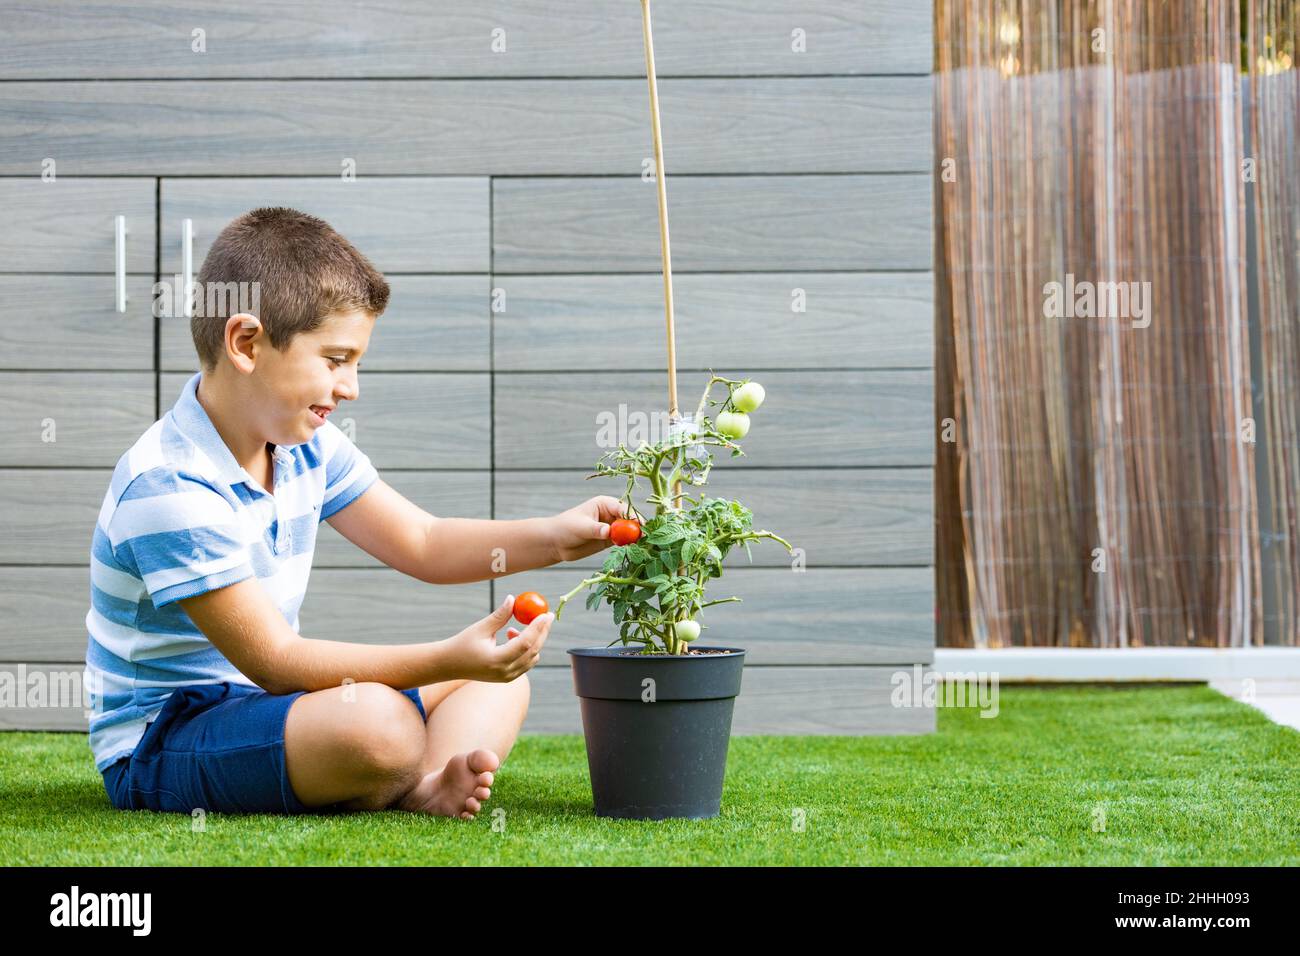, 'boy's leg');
416,674,531,775
284,676,530,815
417,678,471,716
284,681,428,811
389,674,530,818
